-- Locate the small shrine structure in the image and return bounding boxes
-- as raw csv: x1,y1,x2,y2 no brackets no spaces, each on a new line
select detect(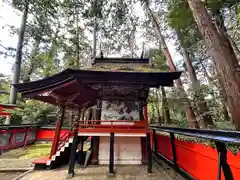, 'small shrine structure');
13,57,181,177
